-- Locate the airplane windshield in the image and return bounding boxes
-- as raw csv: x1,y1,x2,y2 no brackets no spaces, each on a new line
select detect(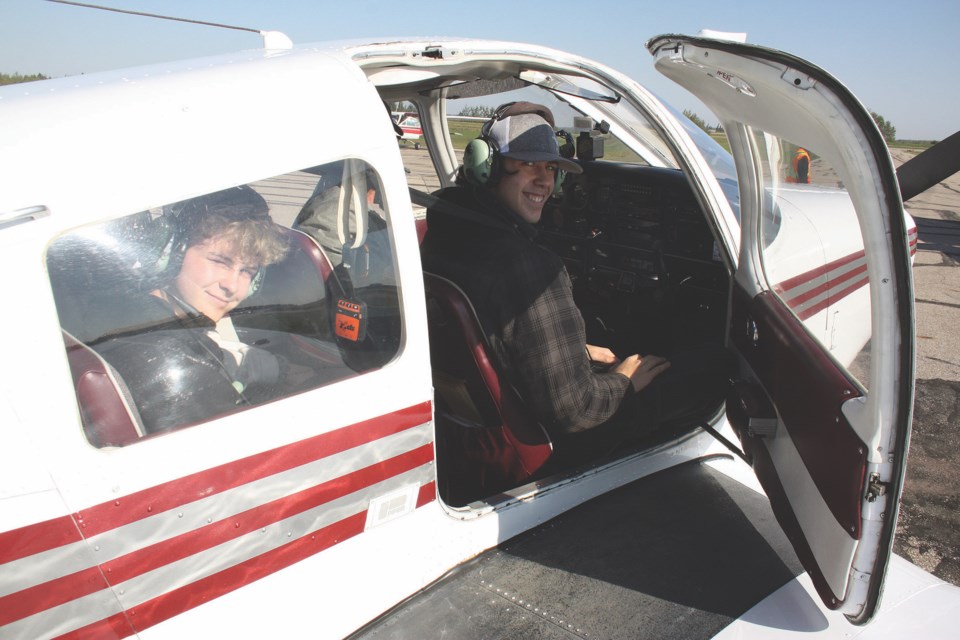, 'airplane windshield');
559,80,740,221
518,69,620,103
664,101,741,222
